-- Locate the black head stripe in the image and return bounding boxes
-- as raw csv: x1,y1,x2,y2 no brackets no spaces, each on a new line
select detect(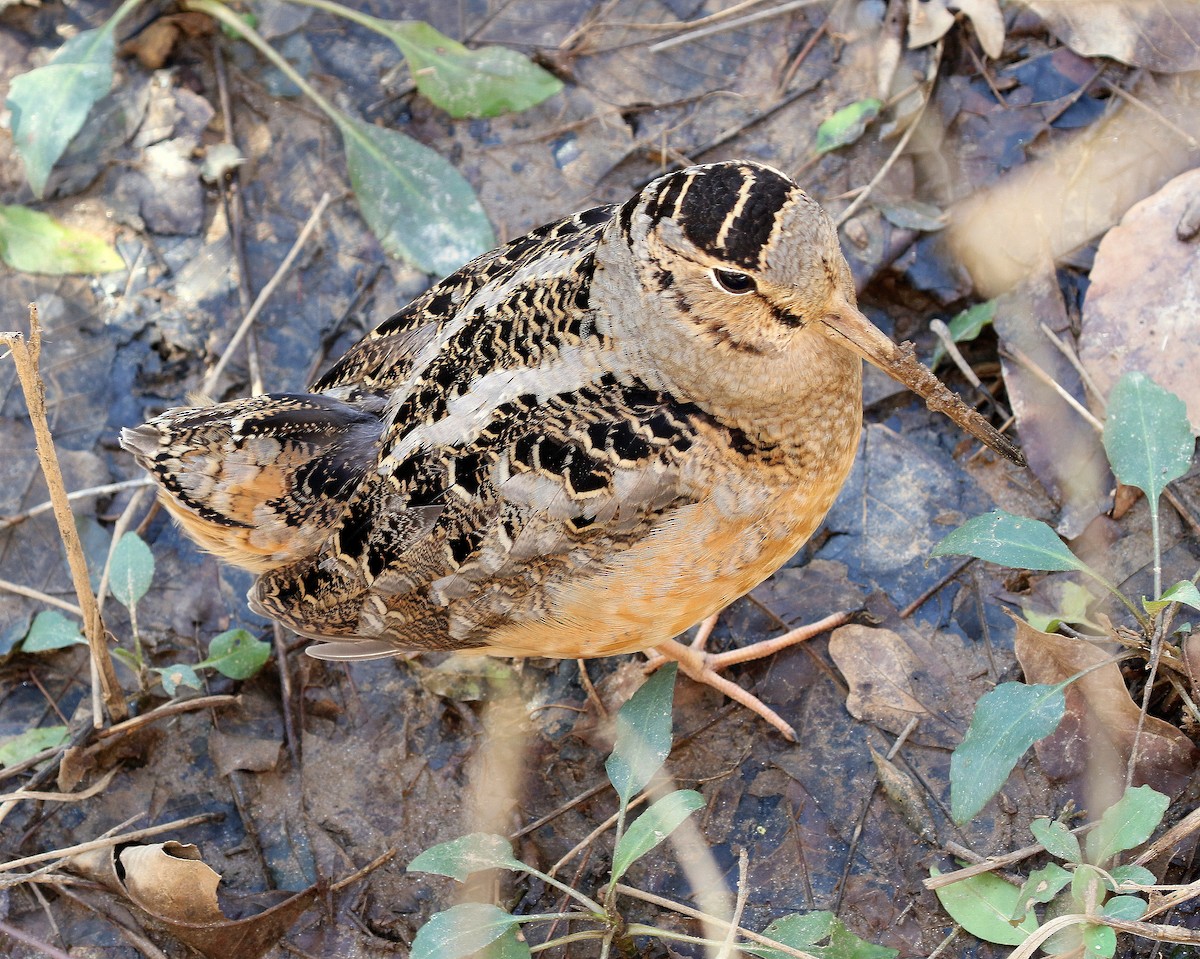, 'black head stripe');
677,164,795,269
